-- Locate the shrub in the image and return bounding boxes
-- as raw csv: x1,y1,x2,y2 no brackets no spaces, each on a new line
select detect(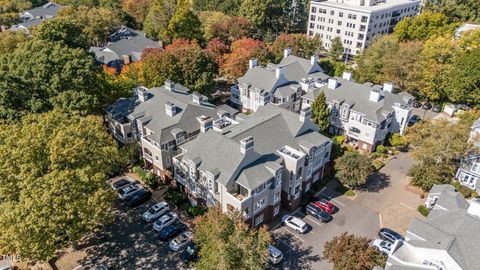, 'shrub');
452,181,474,198
389,133,407,148
372,160,385,171
342,145,353,152
334,135,345,145
187,205,206,217
132,166,159,188
376,145,387,154
344,189,355,197
417,205,430,217
164,188,187,208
